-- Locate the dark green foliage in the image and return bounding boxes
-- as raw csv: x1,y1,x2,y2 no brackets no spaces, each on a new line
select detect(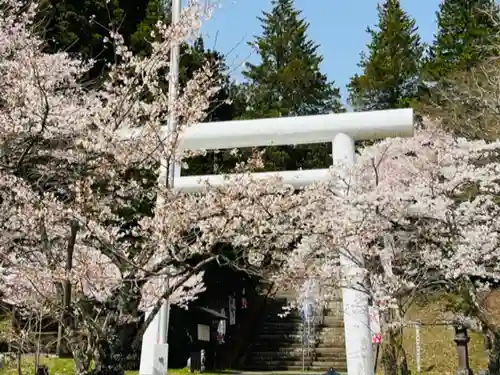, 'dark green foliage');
129,0,168,56
241,0,344,171
180,37,242,123
180,38,248,176
35,0,165,81
426,0,500,79
348,0,424,111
